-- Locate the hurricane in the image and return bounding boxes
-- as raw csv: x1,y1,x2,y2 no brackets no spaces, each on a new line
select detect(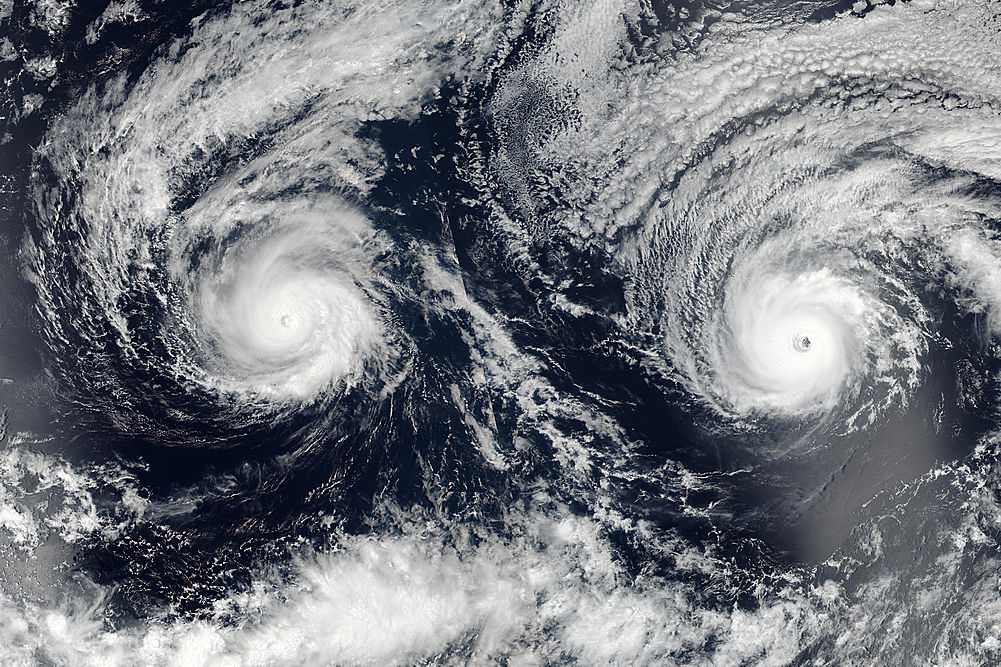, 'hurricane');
5,0,1001,664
